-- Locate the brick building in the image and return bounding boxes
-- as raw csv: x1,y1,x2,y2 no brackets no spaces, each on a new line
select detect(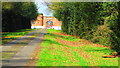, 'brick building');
31,14,62,30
